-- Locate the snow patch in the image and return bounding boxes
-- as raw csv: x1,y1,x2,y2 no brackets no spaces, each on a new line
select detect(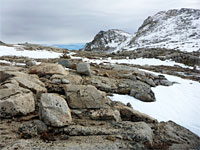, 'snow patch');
0,46,62,59
108,71,200,137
